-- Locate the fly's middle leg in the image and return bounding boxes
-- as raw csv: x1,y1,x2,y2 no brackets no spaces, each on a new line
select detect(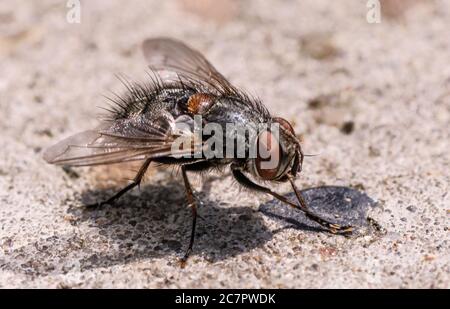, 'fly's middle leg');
180,165,198,266
86,158,152,209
